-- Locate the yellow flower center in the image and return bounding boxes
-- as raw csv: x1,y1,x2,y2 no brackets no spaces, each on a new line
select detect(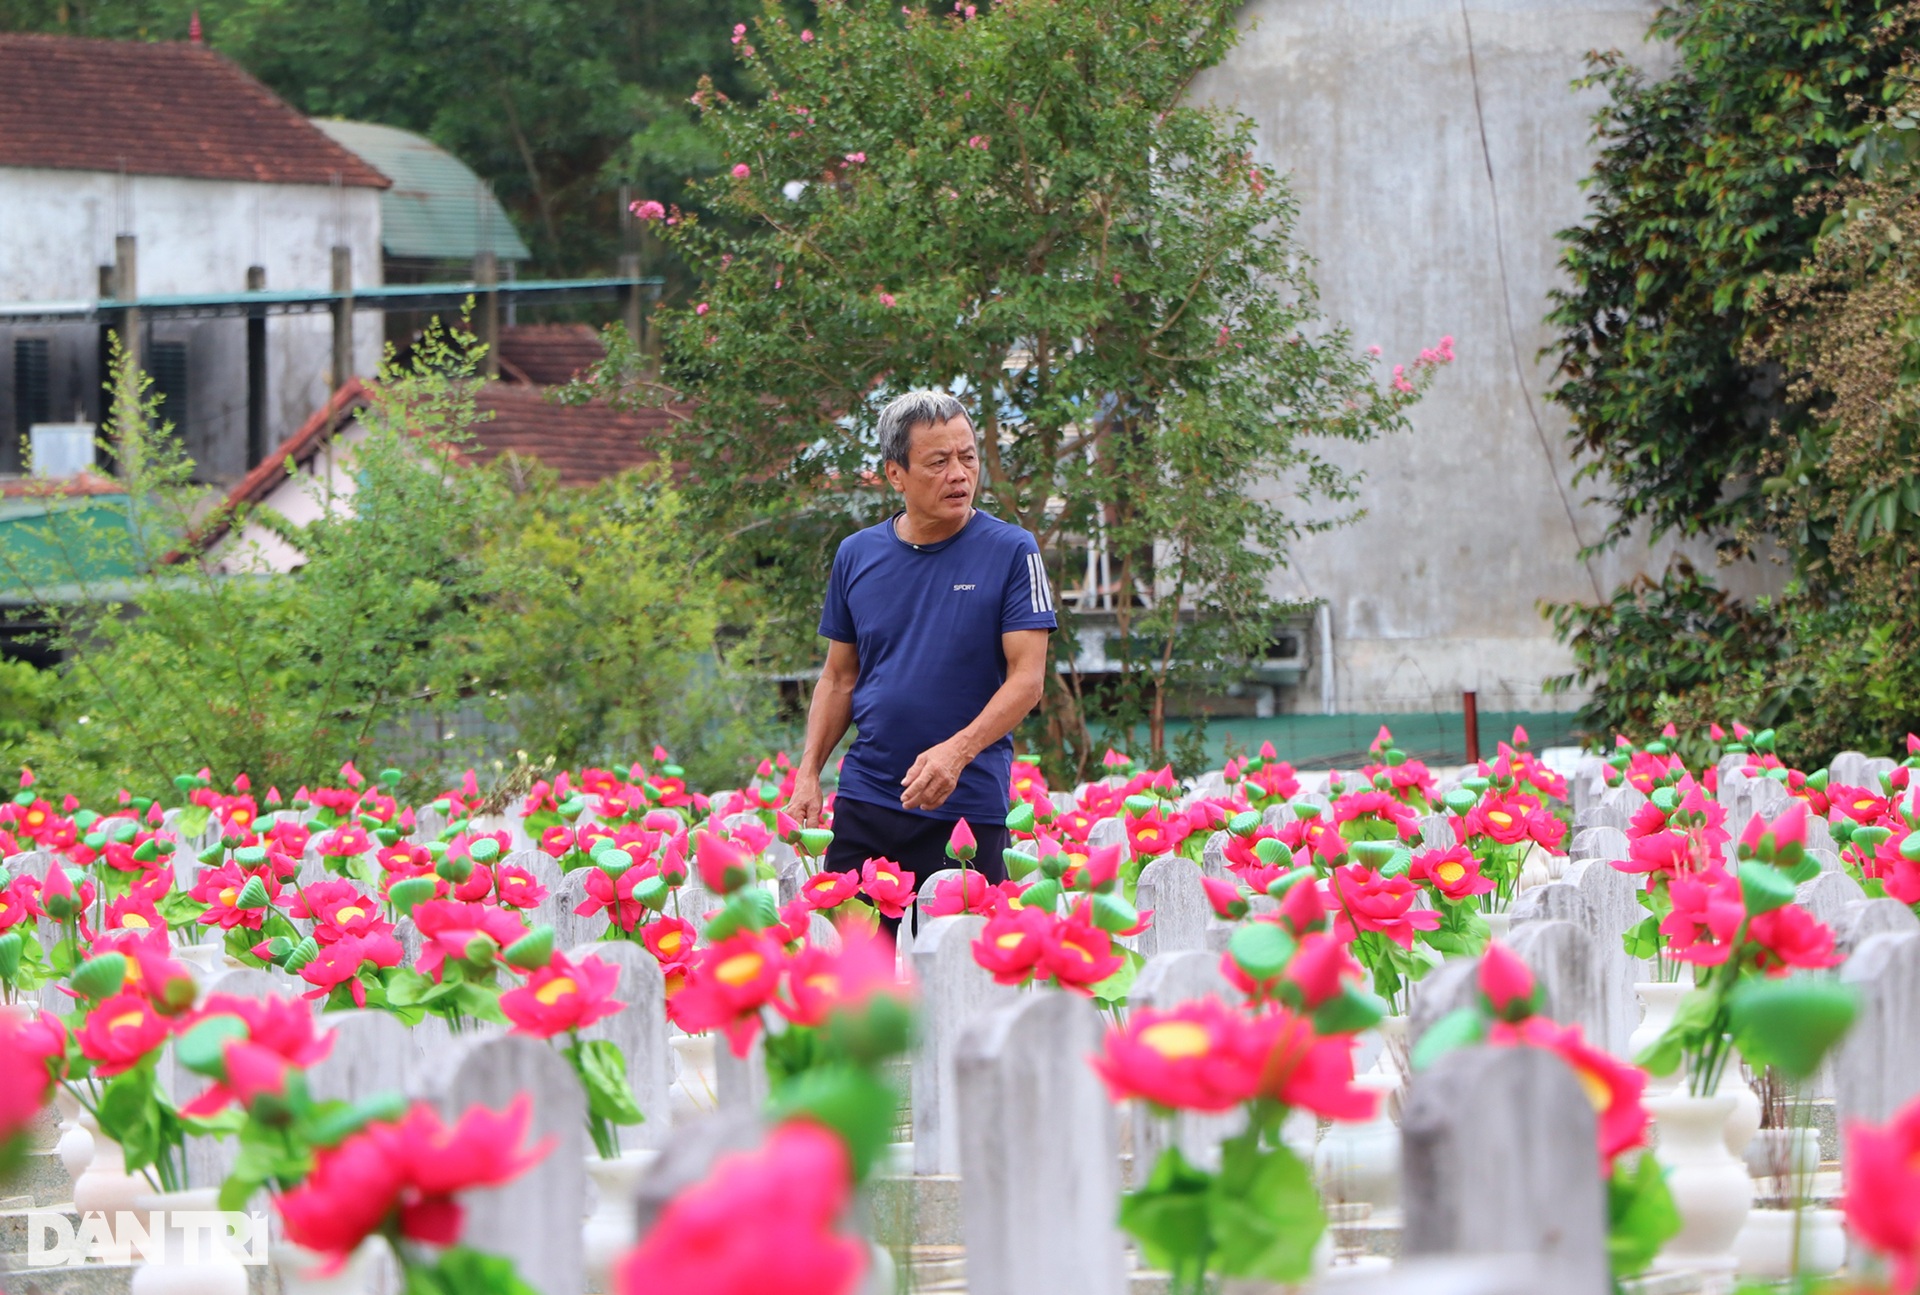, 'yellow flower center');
715,953,764,986
534,976,578,1006
1487,811,1514,828
109,1010,147,1032
1059,937,1095,965
1435,862,1466,886
995,932,1028,950
656,930,683,955
1574,1065,1613,1114
120,914,151,929
1855,798,1877,812
804,973,839,998
336,906,366,922
875,870,898,887
218,887,238,907
26,811,44,827
1139,1020,1211,1060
